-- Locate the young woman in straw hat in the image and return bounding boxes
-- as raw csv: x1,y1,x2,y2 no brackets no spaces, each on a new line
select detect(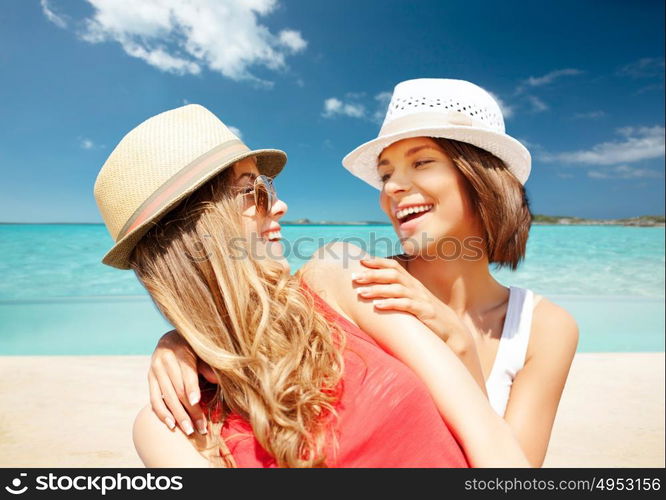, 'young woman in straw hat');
96,104,530,467
148,79,578,467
